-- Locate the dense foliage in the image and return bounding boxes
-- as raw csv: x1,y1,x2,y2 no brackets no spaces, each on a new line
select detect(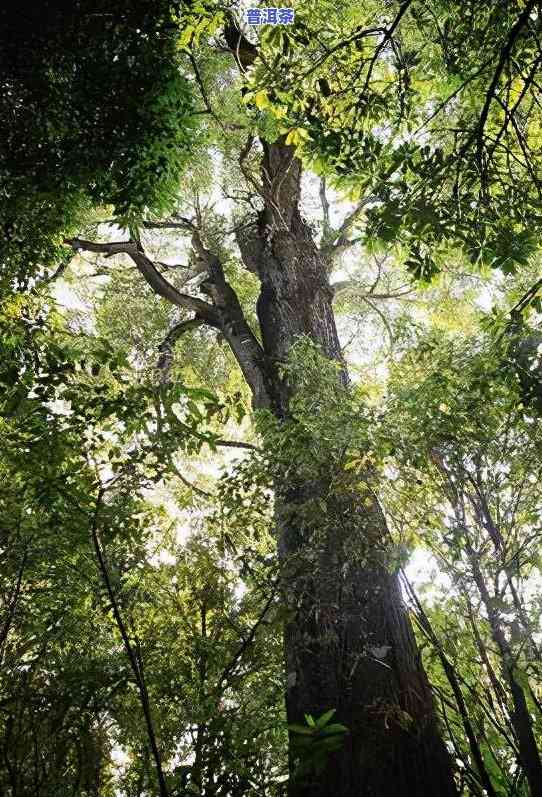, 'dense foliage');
251,0,542,278
0,1,202,288
2,2,542,796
